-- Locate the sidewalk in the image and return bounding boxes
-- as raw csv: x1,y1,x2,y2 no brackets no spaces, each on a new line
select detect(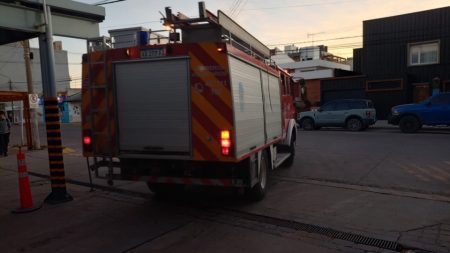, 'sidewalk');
372,120,397,129
0,150,350,253
1,123,450,252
